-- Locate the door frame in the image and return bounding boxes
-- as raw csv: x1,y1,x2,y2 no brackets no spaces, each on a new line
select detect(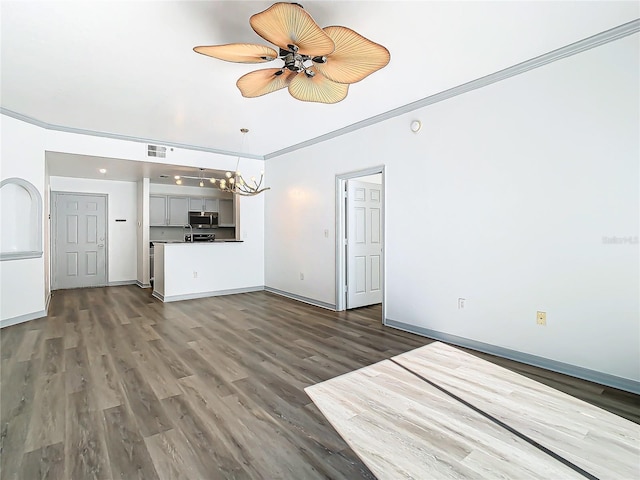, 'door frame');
335,165,385,321
51,191,109,290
